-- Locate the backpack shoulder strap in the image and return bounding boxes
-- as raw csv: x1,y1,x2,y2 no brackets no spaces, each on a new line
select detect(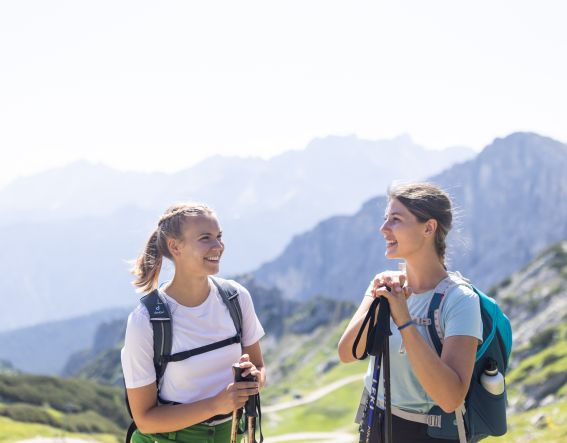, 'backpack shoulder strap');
210,277,243,339
140,289,172,383
426,273,471,356
427,292,445,356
